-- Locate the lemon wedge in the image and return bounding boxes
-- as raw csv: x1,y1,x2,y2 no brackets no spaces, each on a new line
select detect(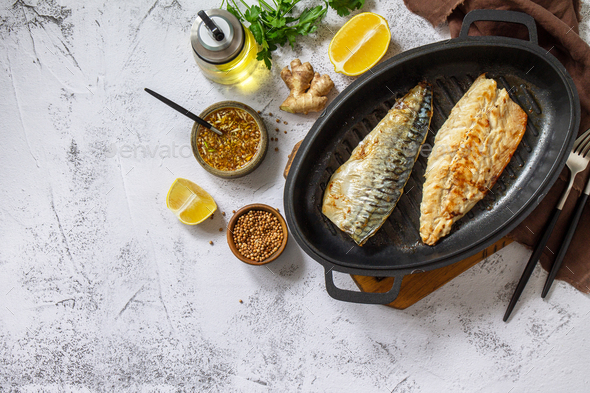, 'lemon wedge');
166,178,217,225
328,12,391,76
